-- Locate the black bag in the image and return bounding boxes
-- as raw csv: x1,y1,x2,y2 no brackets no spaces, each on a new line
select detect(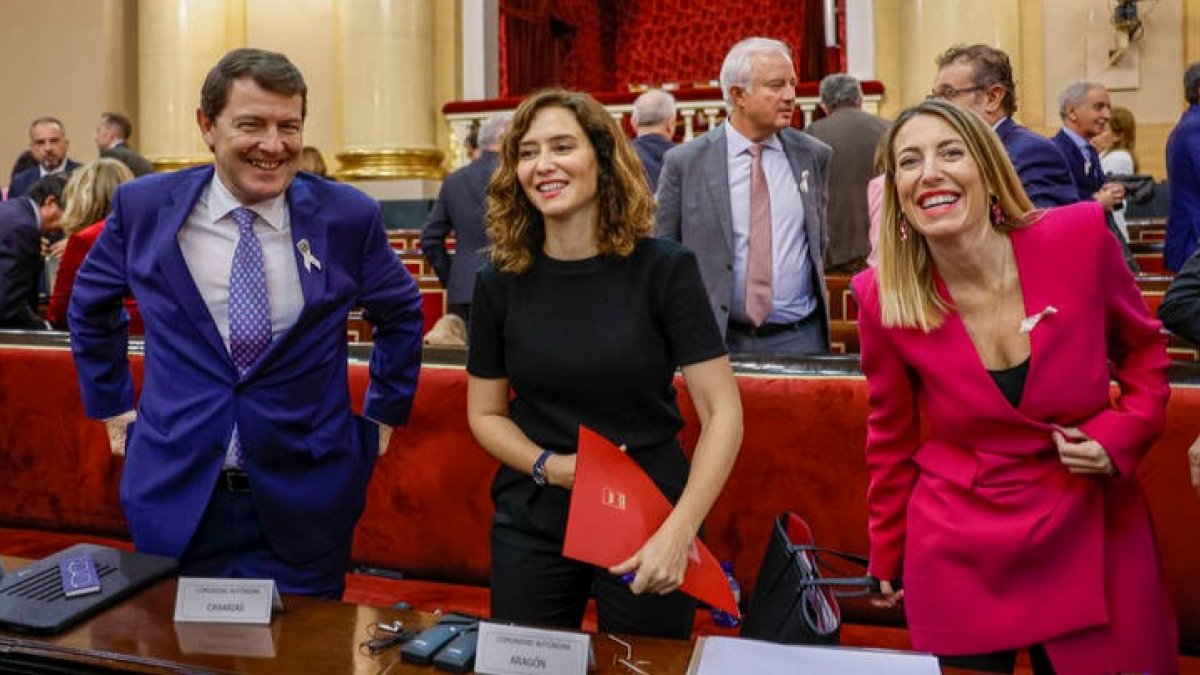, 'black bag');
1108,173,1156,205
740,512,875,645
